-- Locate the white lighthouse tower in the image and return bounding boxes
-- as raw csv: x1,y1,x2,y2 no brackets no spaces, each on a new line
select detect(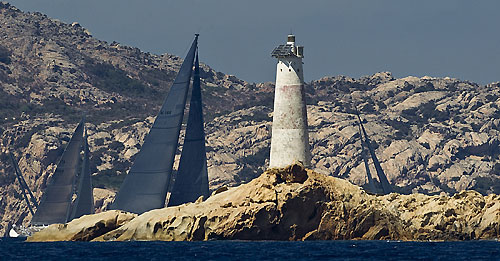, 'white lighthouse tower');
269,35,311,168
